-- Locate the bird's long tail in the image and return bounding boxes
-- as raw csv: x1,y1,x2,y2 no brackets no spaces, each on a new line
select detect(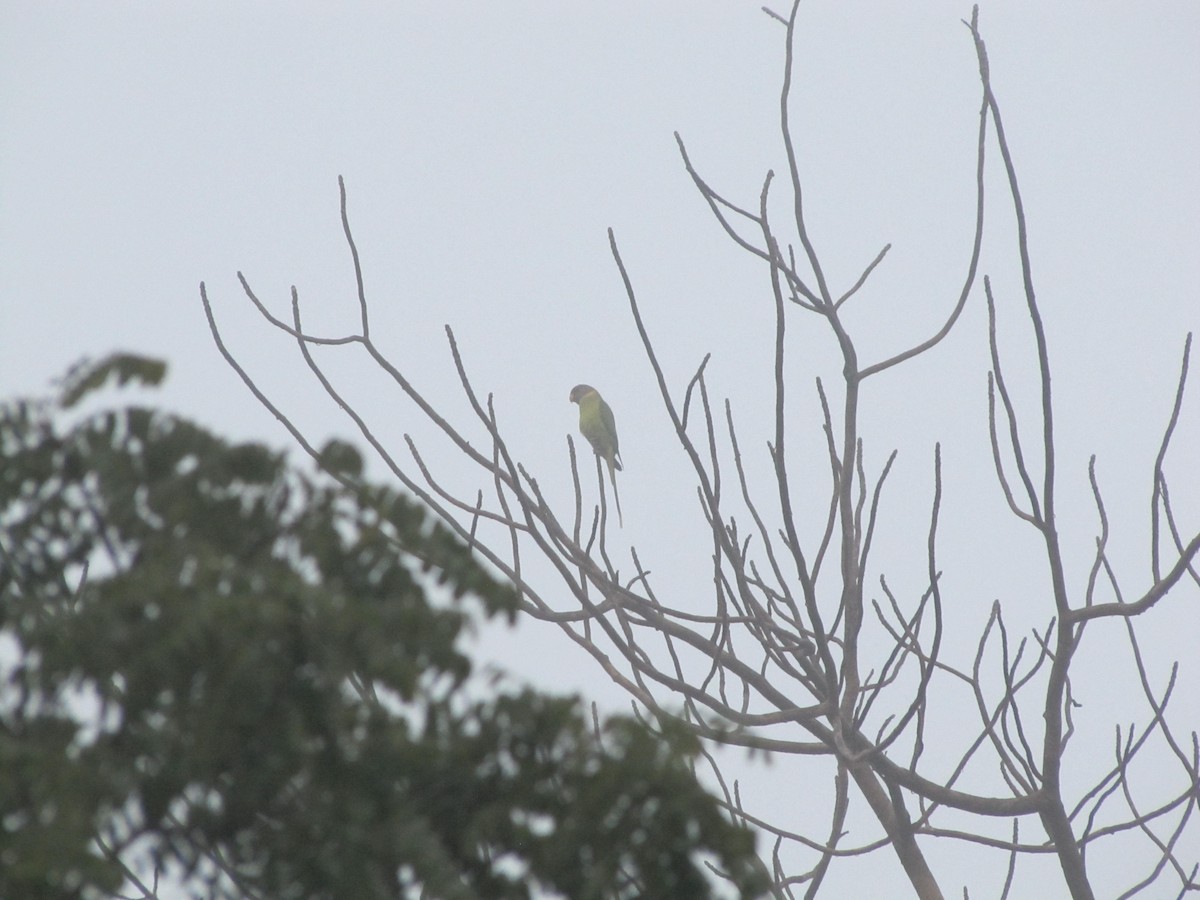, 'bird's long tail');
607,458,623,528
